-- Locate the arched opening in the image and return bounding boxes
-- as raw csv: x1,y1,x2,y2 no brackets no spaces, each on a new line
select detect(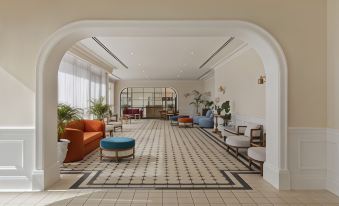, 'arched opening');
34,21,288,190
120,87,178,118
